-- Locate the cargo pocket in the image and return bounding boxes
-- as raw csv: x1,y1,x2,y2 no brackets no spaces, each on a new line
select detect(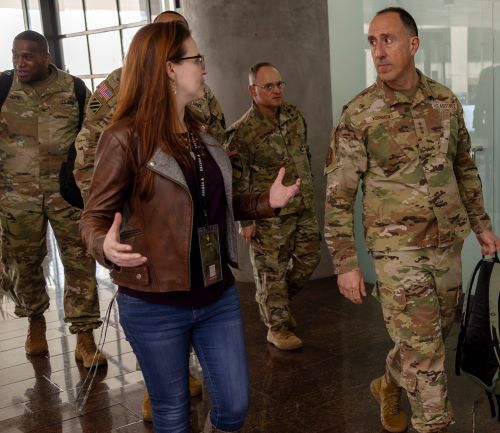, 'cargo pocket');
373,280,407,311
